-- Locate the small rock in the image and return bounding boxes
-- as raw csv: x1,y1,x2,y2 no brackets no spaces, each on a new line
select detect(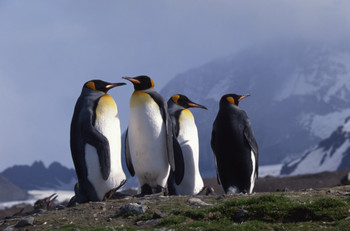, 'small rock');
345,216,350,221
144,219,160,226
137,199,150,205
136,219,160,226
4,226,15,231
14,217,34,228
120,203,148,214
136,220,144,226
327,189,336,194
234,209,248,222
153,209,164,219
187,198,212,206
